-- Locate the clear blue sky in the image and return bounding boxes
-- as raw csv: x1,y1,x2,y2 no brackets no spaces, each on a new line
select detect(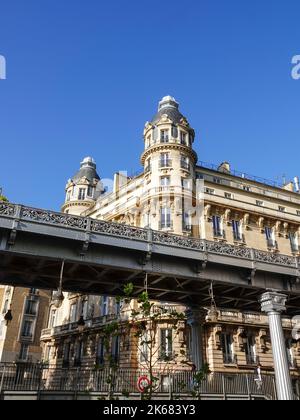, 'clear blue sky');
0,0,300,210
